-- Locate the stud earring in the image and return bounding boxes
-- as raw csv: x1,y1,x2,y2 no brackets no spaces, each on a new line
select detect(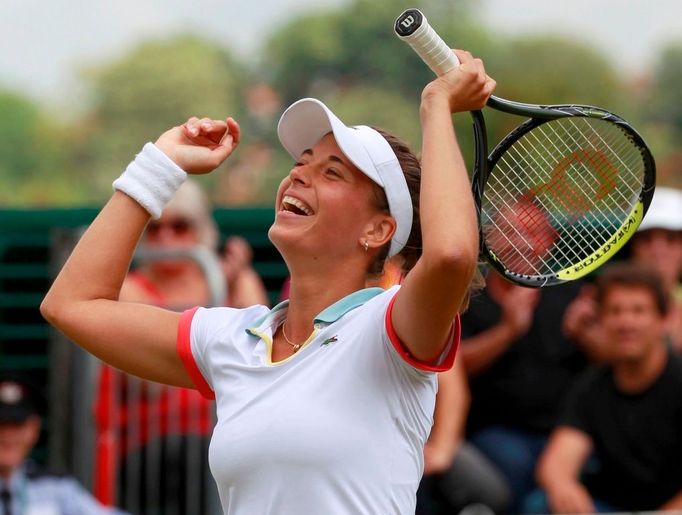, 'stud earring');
364,241,369,252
